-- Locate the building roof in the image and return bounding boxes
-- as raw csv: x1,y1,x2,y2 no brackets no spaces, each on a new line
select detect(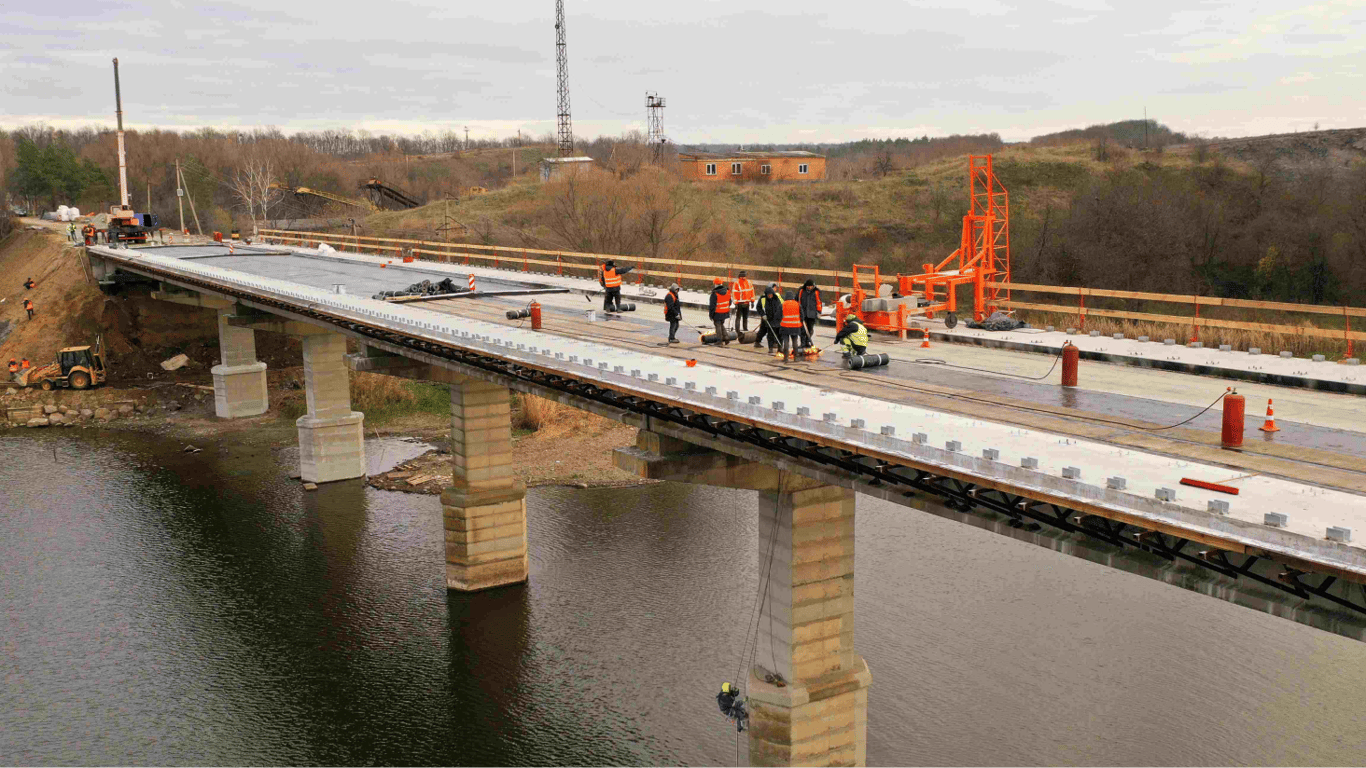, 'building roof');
678,150,824,161
542,156,595,164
